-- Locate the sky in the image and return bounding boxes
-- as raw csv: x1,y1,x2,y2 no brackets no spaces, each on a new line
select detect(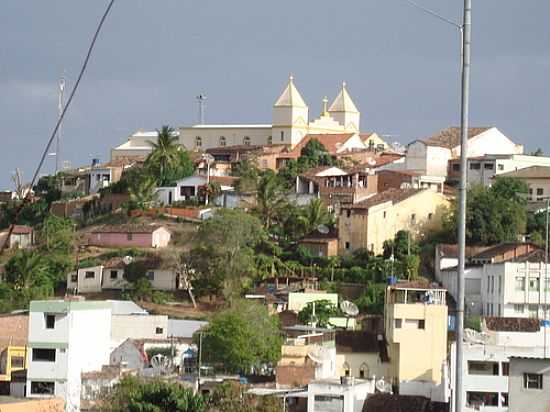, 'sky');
1,0,550,189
